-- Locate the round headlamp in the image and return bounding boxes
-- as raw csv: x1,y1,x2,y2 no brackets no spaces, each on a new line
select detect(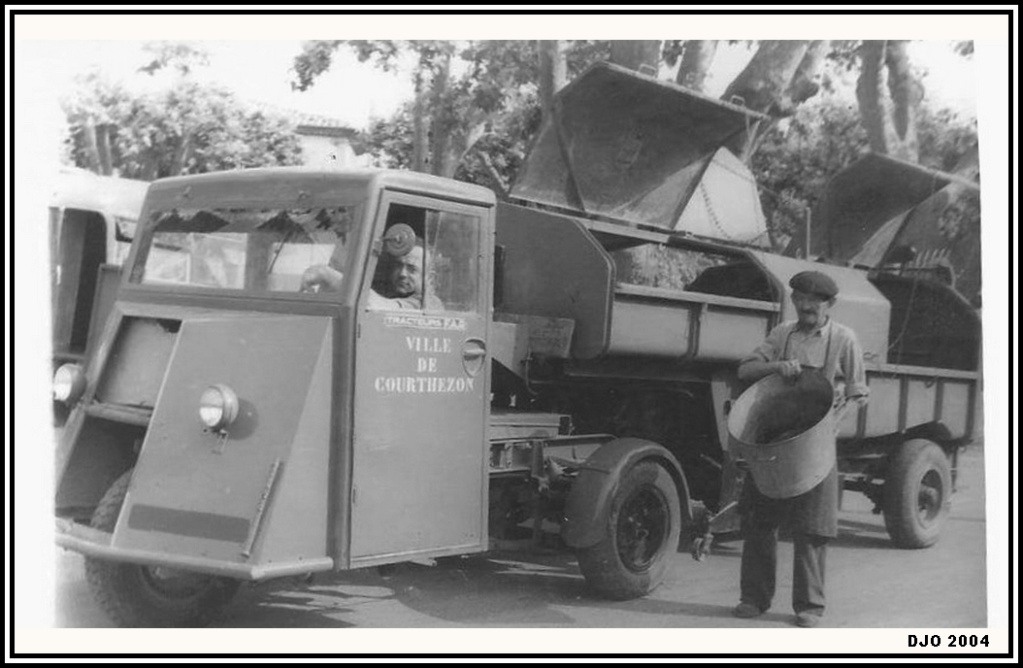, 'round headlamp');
199,384,239,430
53,364,86,404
